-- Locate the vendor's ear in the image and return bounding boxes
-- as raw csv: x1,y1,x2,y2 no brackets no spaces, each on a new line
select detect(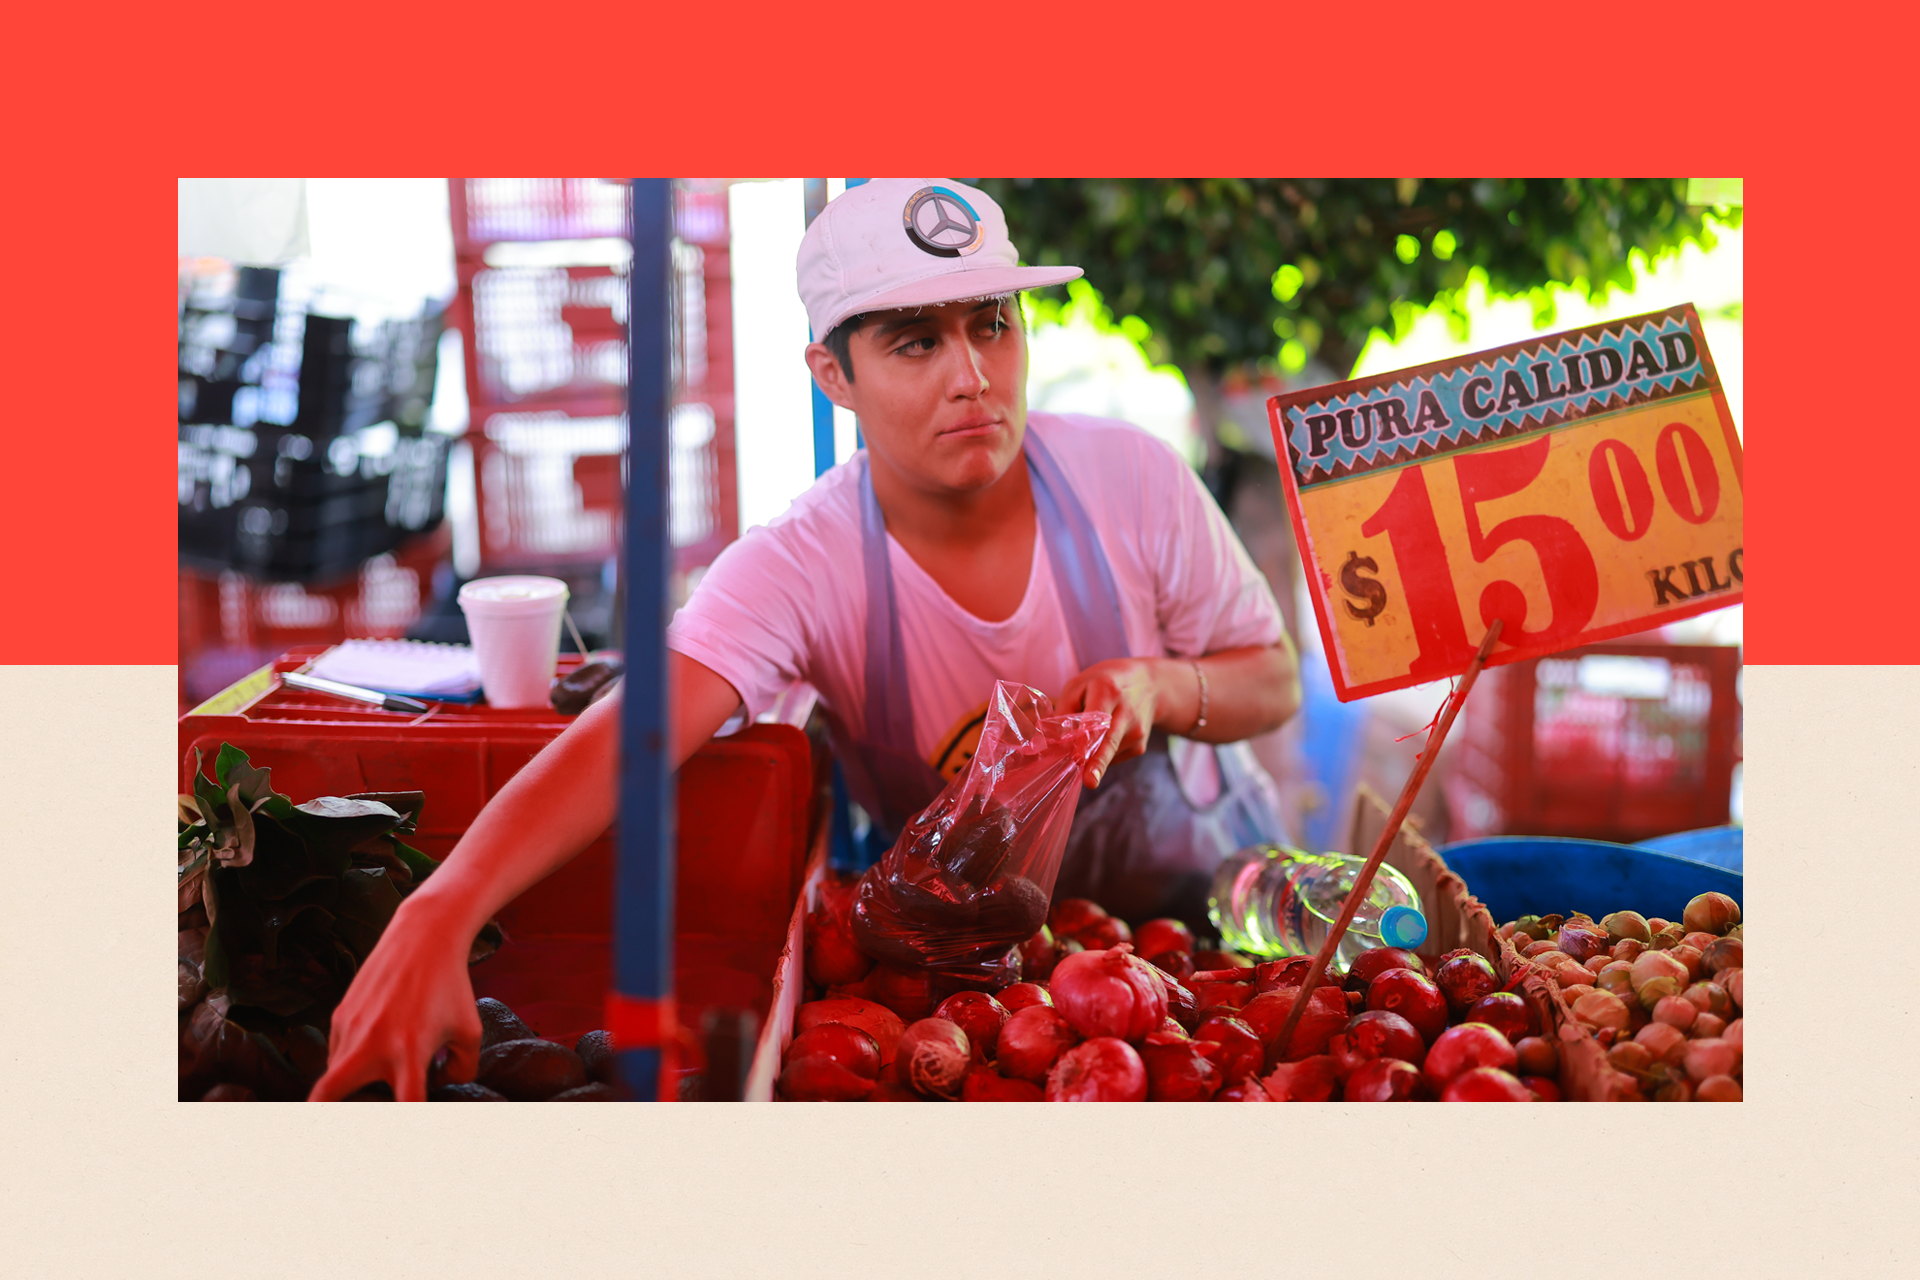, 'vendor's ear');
804,342,856,411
